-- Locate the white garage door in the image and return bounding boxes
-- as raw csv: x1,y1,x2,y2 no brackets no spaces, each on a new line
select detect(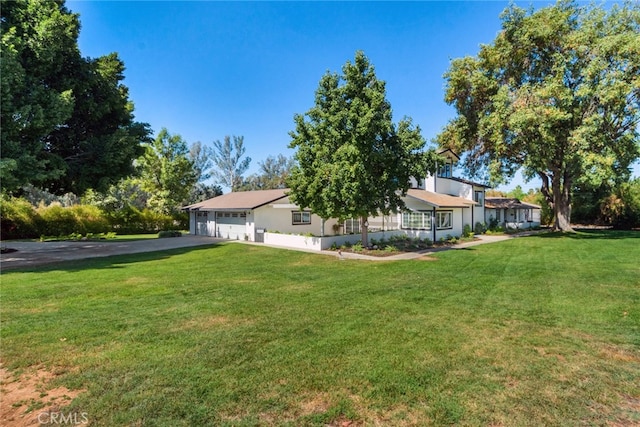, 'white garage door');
216,212,246,240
